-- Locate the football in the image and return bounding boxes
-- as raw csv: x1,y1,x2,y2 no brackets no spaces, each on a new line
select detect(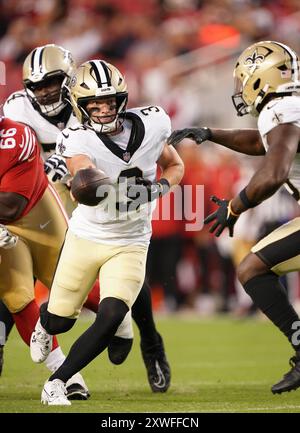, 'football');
71,168,111,206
